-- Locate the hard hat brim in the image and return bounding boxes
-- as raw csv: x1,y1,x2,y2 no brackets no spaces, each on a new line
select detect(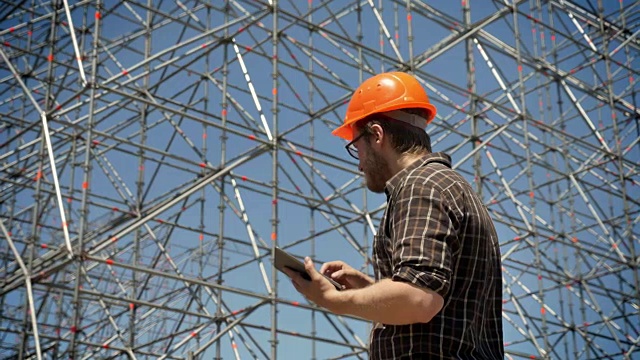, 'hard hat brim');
331,123,354,141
